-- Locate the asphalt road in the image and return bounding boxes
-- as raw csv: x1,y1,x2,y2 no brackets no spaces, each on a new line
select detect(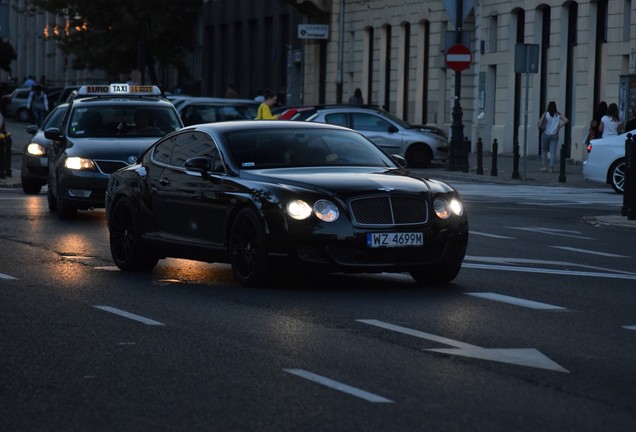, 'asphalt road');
0,177,634,431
